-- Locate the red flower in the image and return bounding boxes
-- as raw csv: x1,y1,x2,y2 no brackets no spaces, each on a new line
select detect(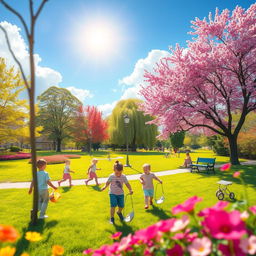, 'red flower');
0,225,19,242
166,244,183,256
